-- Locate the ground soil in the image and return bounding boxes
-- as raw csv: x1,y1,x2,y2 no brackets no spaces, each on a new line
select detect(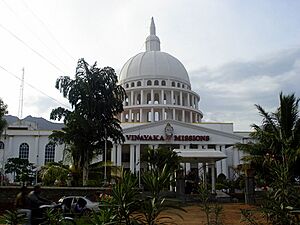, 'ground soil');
160,203,264,225
0,203,264,225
